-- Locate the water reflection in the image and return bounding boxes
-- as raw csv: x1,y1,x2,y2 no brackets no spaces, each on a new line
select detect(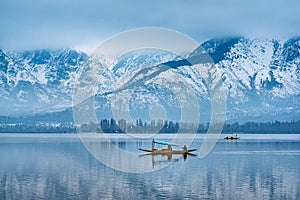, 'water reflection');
139,153,185,169
0,137,299,199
